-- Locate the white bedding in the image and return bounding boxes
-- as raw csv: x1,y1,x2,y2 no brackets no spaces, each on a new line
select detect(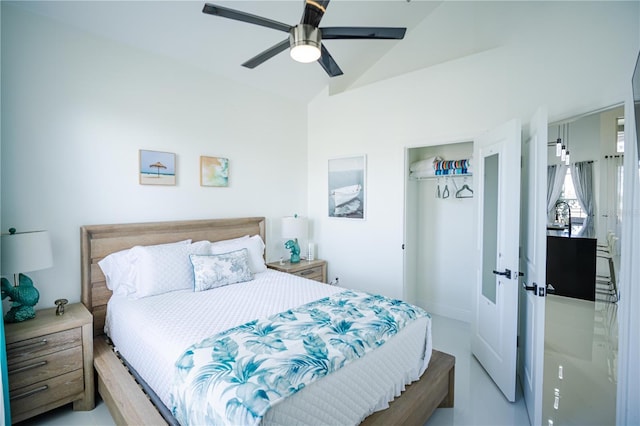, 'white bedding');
105,269,432,425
